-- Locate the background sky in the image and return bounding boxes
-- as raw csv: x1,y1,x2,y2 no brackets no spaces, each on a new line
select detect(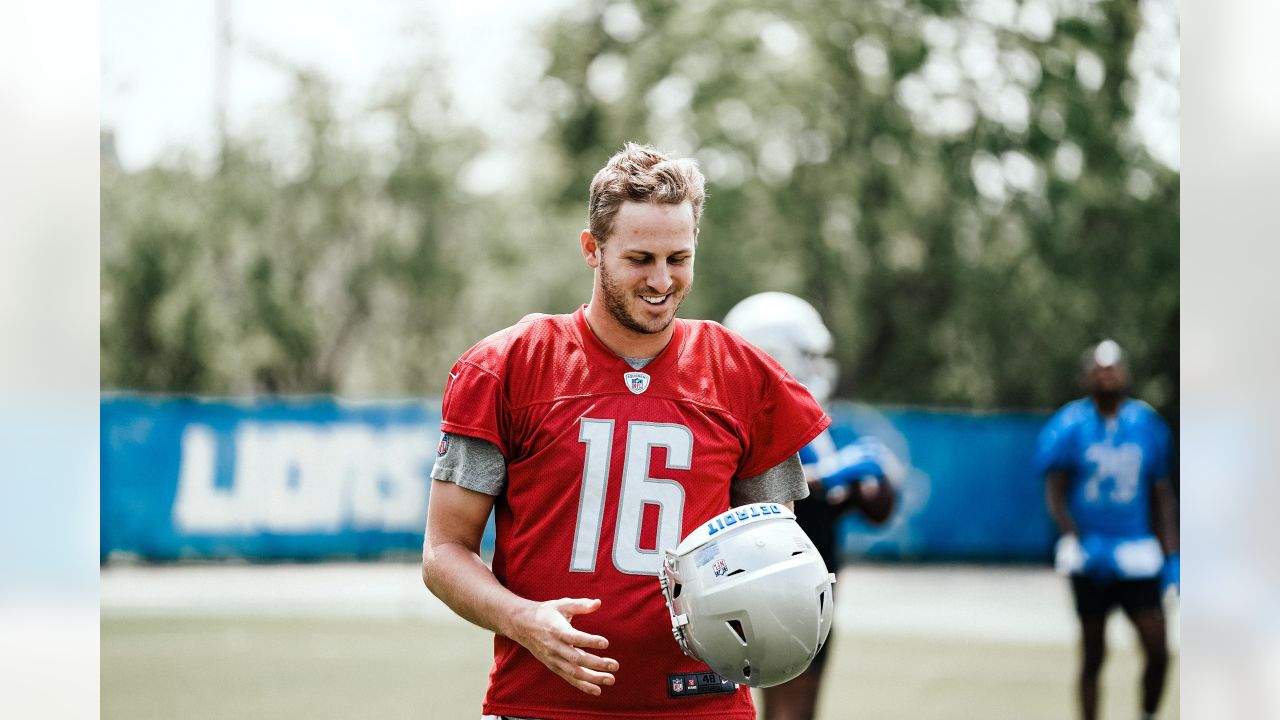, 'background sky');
102,0,576,174
102,0,1178,175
